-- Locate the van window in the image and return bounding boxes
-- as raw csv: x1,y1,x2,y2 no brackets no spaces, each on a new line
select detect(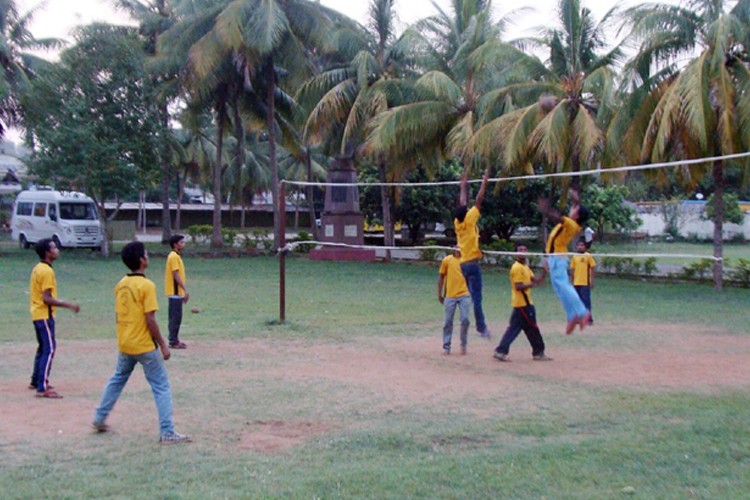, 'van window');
16,202,33,216
48,204,57,220
33,203,47,217
59,202,97,220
